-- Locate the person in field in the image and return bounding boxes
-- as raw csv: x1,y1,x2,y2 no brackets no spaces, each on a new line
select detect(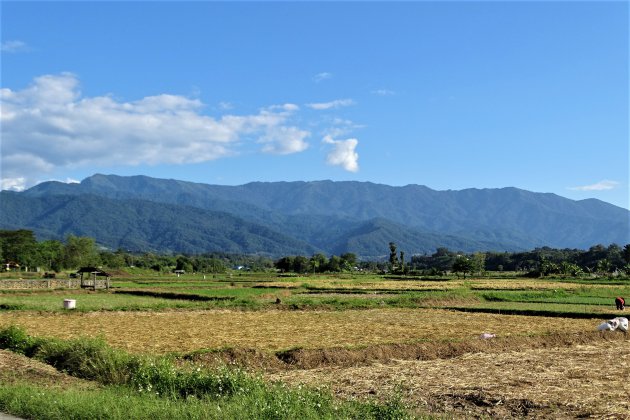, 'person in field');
616,297,625,310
